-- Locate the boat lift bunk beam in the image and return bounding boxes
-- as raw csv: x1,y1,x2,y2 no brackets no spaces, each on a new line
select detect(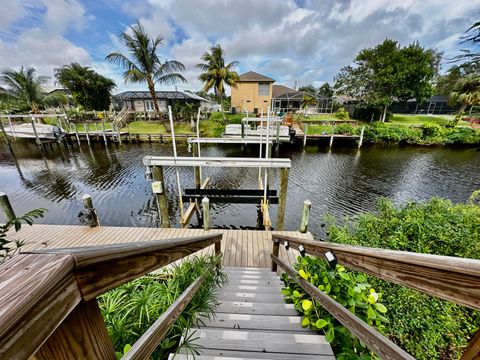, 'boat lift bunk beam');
143,156,291,169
